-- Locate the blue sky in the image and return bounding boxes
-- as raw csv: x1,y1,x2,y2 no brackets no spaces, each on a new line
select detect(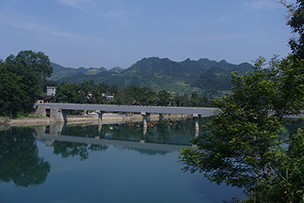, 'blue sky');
0,0,294,69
